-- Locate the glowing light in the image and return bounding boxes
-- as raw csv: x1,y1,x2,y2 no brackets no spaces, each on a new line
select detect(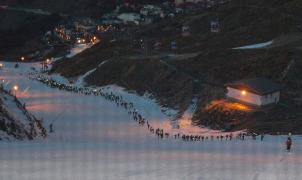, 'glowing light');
46,58,50,63
13,85,19,91
21,56,25,61
77,39,81,43
93,36,97,40
204,100,251,112
0,63,3,68
241,90,246,95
